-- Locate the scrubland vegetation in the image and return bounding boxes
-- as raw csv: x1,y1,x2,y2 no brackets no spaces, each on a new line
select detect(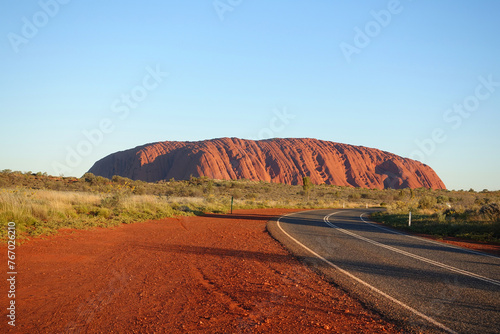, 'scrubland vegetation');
371,194,500,243
1,170,499,243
